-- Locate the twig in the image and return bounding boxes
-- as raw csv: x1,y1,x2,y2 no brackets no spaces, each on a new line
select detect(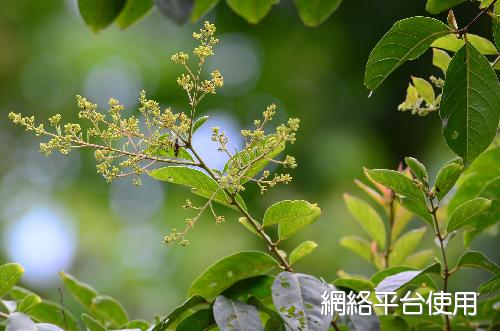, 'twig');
58,287,69,331
457,0,498,36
